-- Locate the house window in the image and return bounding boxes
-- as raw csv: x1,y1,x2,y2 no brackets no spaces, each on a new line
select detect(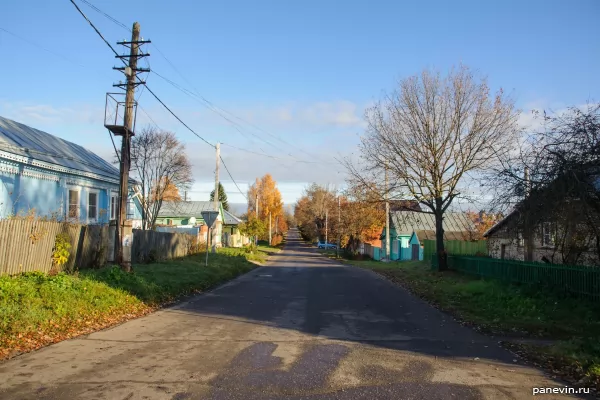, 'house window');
517,232,524,247
110,195,118,220
88,191,99,222
542,222,554,247
127,200,134,219
68,189,79,219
